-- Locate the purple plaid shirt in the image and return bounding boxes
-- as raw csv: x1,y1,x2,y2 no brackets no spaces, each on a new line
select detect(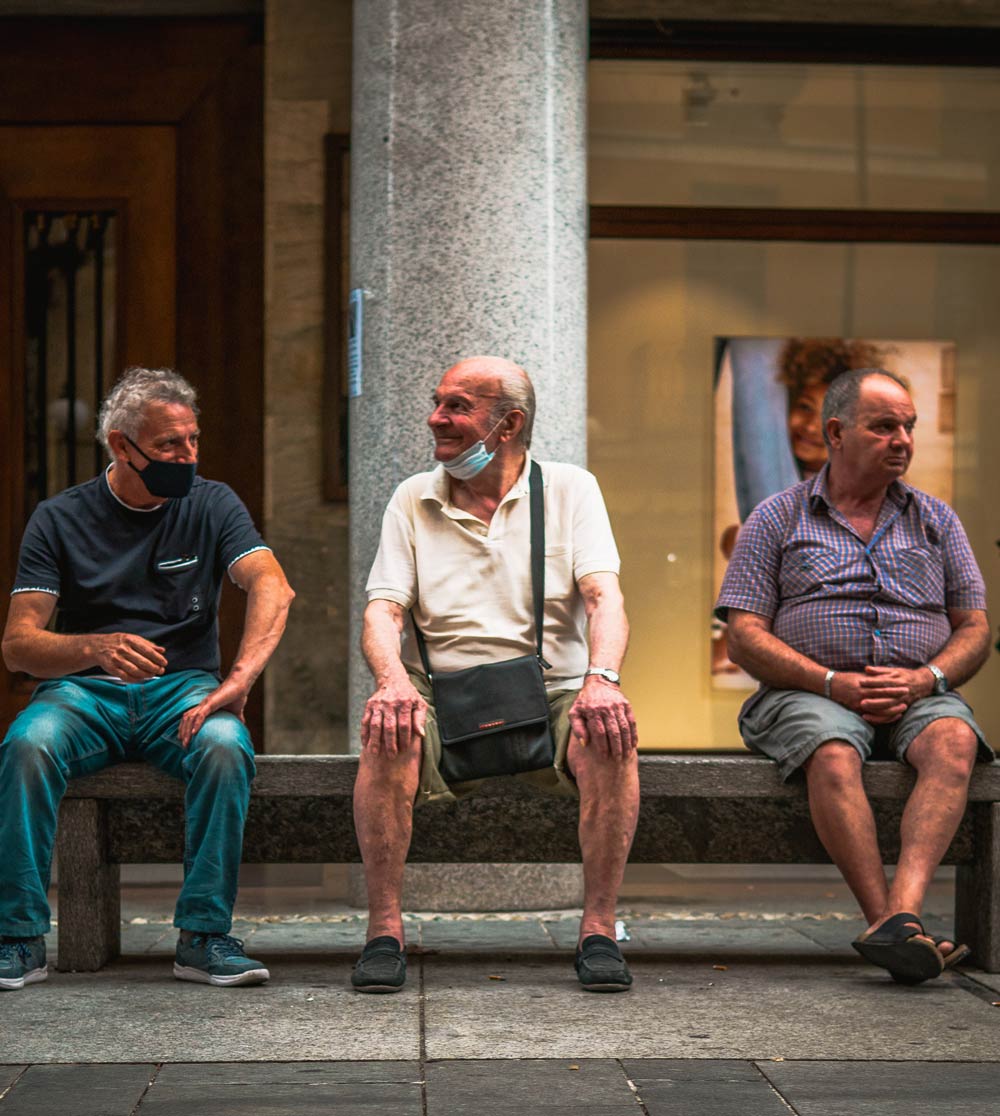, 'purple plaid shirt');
715,466,987,685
